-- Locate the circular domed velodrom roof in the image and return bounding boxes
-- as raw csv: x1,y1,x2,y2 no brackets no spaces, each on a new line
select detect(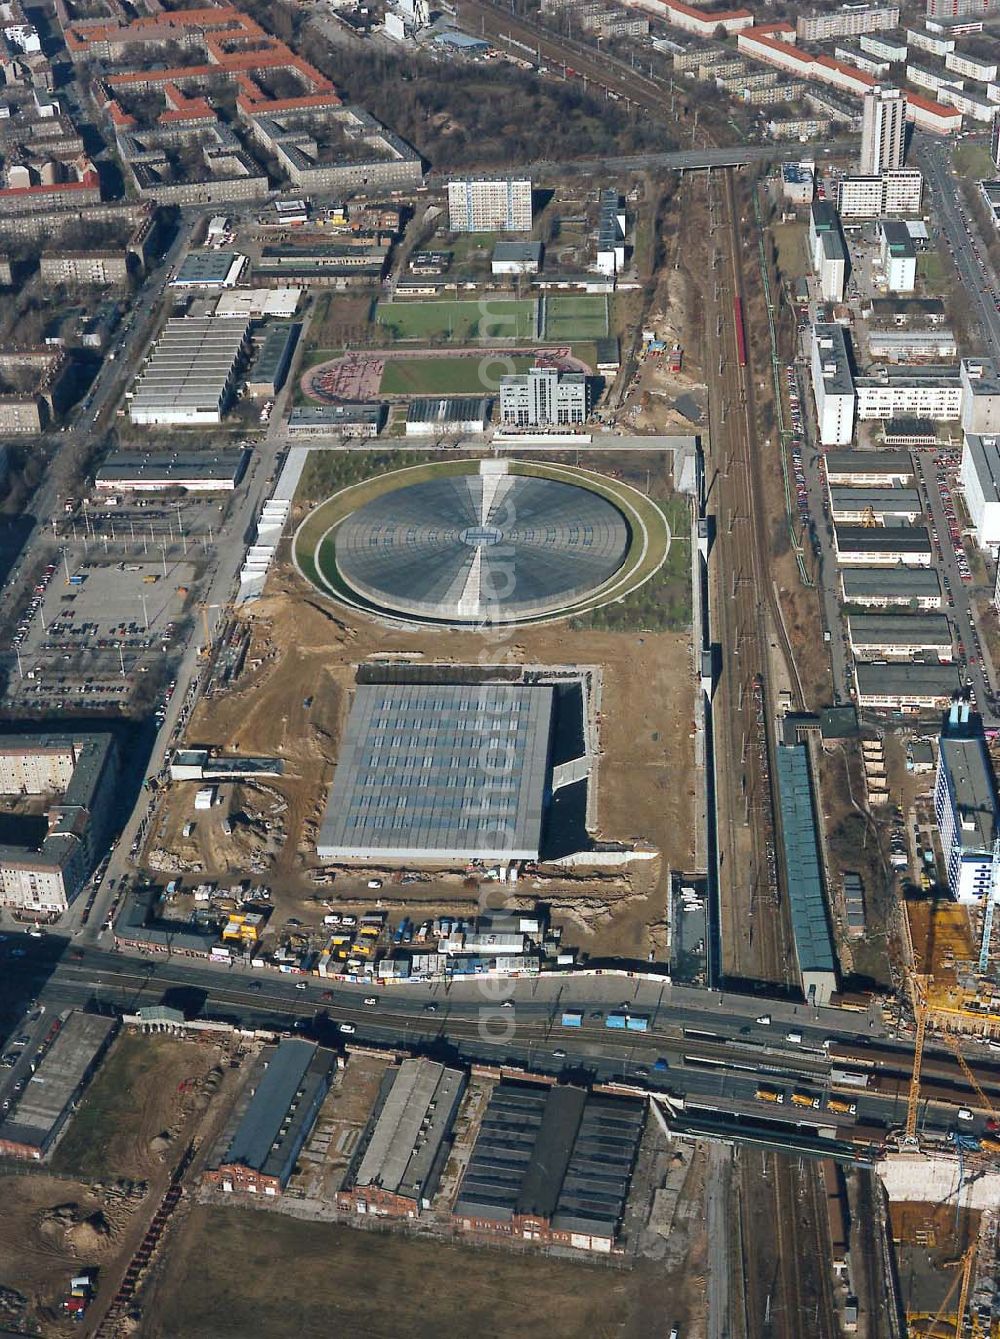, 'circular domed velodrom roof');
333,473,630,624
